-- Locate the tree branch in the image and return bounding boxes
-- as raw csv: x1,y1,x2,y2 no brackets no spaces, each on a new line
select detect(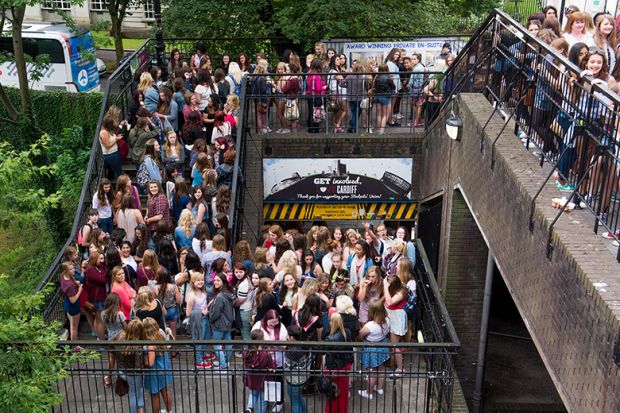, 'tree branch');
0,115,19,125
0,82,19,121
